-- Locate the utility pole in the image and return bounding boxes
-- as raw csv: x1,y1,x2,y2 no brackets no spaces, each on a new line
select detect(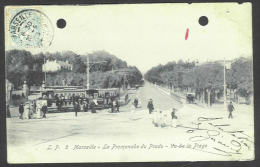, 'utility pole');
224,58,226,107
44,58,47,84
85,56,106,90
